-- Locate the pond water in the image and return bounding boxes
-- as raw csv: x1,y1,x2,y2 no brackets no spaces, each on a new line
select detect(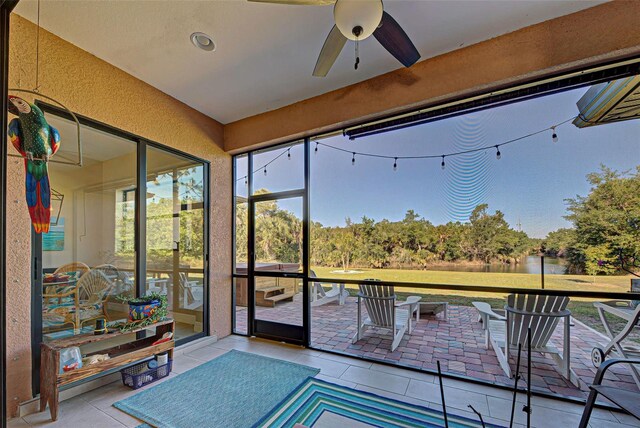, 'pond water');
426,256,568,275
